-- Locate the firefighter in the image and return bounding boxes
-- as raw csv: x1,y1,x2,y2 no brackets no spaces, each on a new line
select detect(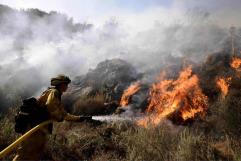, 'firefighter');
13,74,92,161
